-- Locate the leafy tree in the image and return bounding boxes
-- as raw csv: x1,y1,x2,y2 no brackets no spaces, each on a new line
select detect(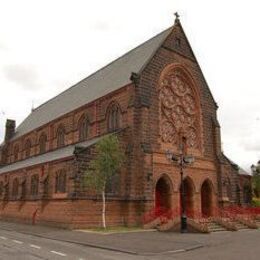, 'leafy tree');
83,135,125,229
251,160,260,198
